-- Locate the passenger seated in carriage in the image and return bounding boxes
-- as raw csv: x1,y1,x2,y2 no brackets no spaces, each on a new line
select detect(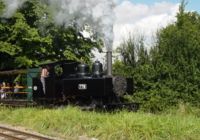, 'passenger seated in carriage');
14,81,20,93
0,82,8,99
